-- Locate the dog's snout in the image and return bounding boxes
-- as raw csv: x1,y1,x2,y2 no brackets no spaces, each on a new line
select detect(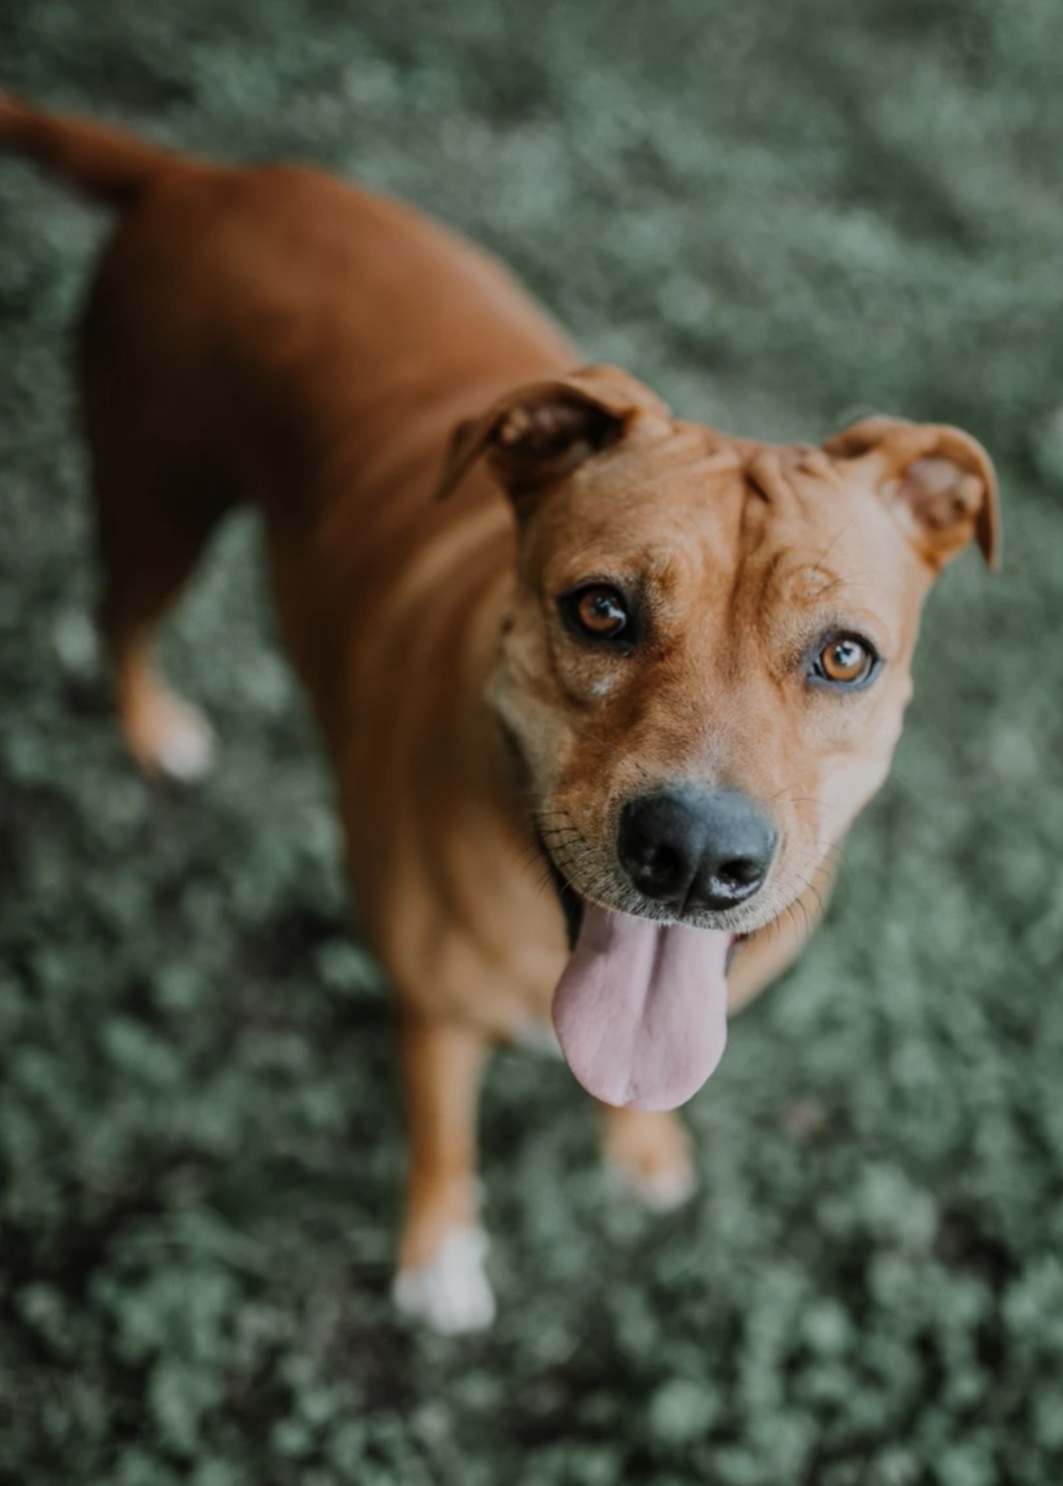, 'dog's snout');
617,787,778,914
